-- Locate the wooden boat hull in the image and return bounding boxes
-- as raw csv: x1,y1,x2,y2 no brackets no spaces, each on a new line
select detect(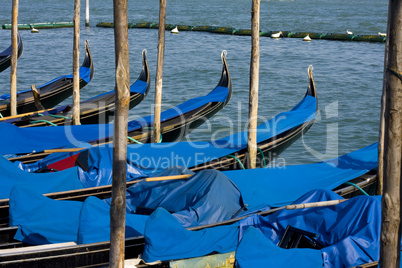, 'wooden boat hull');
6,50,150,127
0,171,377,267
4,51,232,163
0,33,23,73
0,40,94,117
